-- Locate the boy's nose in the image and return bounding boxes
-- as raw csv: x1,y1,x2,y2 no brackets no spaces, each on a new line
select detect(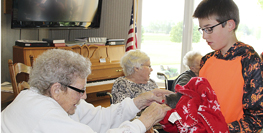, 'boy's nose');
202,32,209,39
